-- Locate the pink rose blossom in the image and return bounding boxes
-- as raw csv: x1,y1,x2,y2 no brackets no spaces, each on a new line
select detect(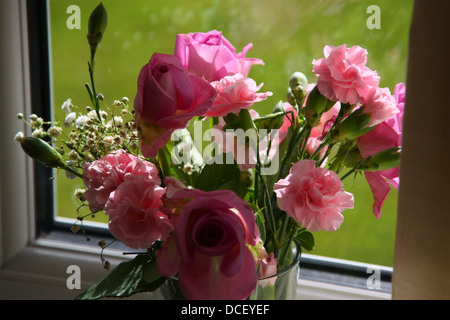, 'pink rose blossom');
174,30,264,82
83,150,160,213
274,160,354,232
104,177,171,249
360,86,399,128
134,53,217,158
312,45,380,105
157,189,259,300
207,73,272,117
357,83,405,218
